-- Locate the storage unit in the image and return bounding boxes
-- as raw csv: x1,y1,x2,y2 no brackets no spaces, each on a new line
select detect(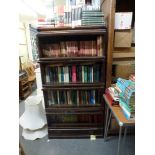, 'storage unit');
101,0,135,87
36,26,107,138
